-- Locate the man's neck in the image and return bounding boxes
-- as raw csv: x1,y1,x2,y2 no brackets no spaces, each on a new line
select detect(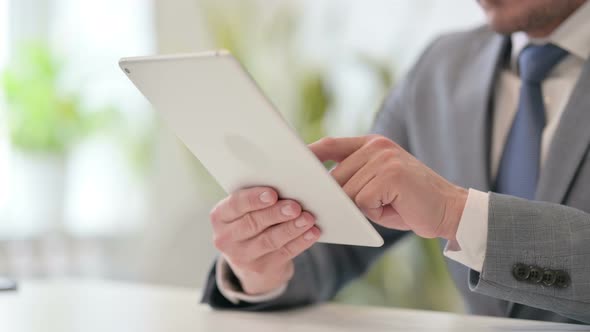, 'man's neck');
525,1,587,38
526,22,562,39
